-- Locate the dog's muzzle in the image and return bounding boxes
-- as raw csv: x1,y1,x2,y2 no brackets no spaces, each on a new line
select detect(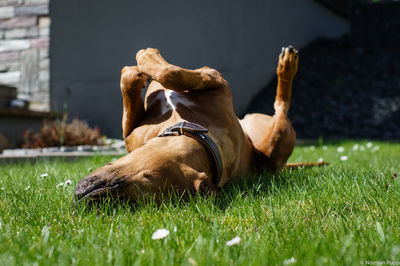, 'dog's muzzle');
158,121,223,185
